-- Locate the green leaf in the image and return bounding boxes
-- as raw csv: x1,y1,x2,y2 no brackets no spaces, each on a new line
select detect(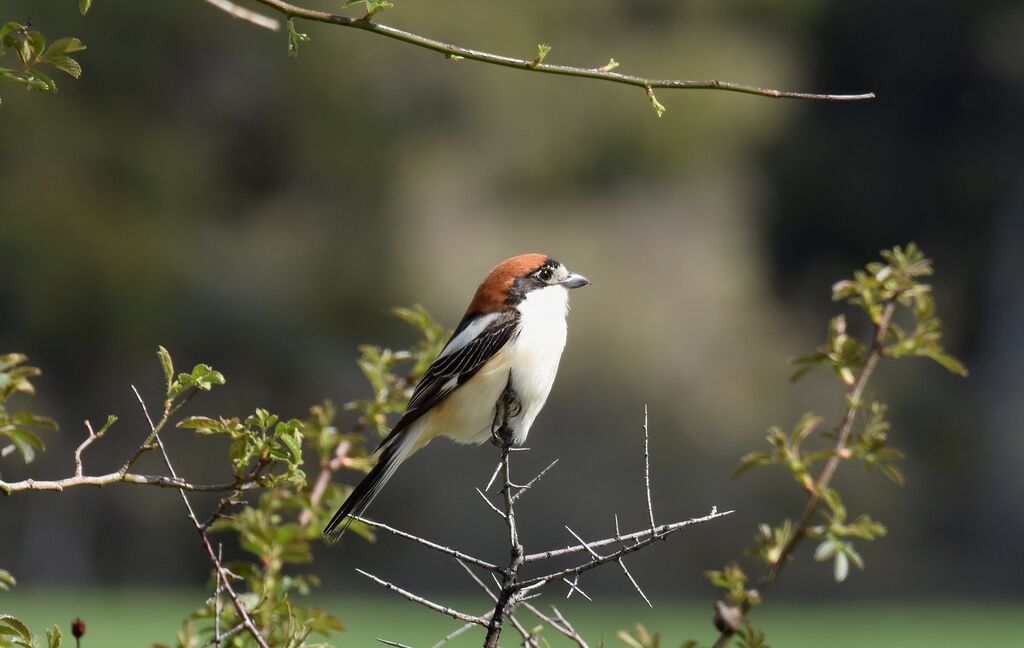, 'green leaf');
94,414,117,437
80,0,93,15
534,43,551,66
1,427,45,463
646,87,666,118
286,18,310,57
616,630,645,648
46,624,62,648
189,364,225,391
919,348,969,377
40,53,82,79
27,68,57,92
0,23,23,44
813,539,837,561
0,615,33,645
157,346,174,395
733,451,772,477
177,415,224,434
46,37,86,56
833,549,849,582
